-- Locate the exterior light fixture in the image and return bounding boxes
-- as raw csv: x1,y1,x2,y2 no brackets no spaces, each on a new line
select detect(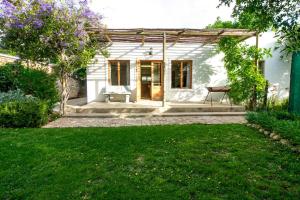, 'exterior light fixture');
148,47,153,56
